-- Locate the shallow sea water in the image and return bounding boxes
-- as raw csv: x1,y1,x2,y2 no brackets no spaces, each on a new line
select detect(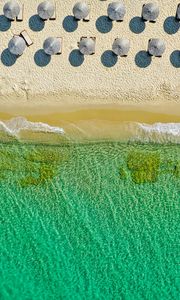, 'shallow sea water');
0,141,179,300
